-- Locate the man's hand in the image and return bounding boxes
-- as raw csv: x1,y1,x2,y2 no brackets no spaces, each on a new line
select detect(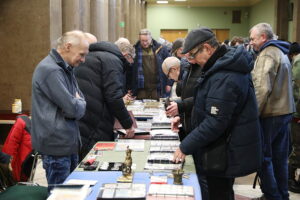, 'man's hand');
173,148,186,163
165,85,172,93
171,116,181,132
75,92,82,99
166,102,179,117
124,126,135,138
123,90,136,103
